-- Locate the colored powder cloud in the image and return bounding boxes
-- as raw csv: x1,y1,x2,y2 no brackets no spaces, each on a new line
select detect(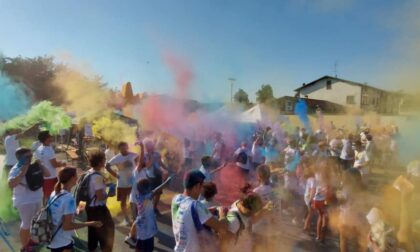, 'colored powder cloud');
294,99,312,133
0,73,30,121
0,101,72,135
92,116,137,145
